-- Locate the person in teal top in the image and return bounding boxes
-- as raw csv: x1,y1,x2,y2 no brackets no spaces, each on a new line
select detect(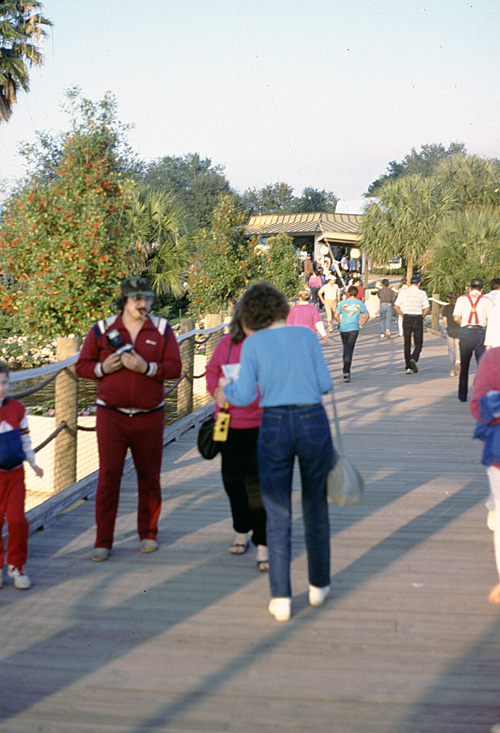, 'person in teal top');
217,282,335,622
334,285,370,382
